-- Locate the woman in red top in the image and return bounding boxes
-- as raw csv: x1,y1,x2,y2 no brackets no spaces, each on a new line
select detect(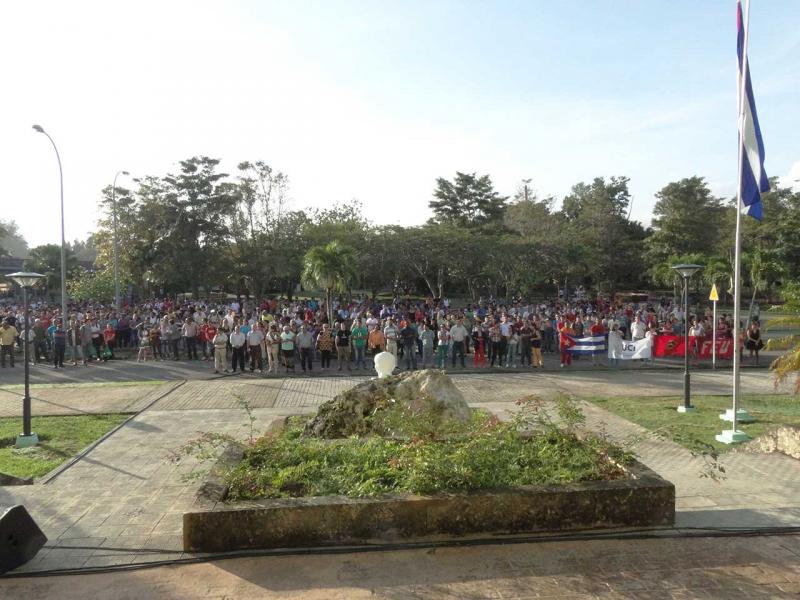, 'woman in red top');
102,323,116,361
560,322,575,367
